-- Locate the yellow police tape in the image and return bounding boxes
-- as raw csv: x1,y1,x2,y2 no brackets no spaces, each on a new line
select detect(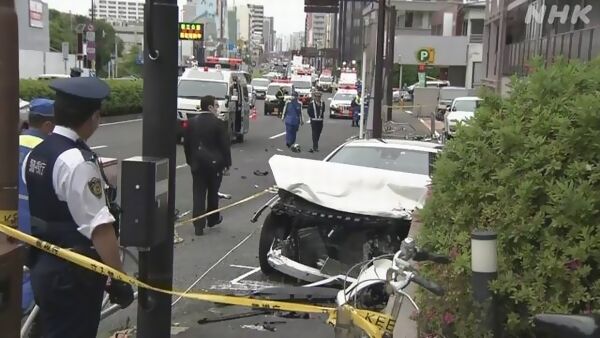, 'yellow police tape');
0,210,18,228
0,222,396,338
